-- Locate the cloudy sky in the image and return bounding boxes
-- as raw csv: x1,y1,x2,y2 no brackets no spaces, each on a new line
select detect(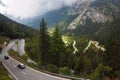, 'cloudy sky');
0,0,83,19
